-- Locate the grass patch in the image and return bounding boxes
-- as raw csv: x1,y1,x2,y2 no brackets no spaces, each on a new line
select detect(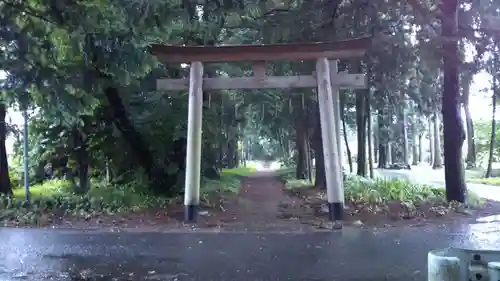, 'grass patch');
2,178,167,225
202,174,241,194
344,175,443,204
3,167,249,225
276,168,297,183
202,166,257,195
468,177,500,186
286,179,314,190
198,166,256,198
465,167,500,185
13,179,73,200
221,166,257,177
282,171,484,209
